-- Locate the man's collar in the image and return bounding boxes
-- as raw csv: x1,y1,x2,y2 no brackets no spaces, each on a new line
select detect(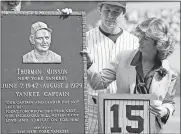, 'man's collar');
99,26,123,36
33,49,50,58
